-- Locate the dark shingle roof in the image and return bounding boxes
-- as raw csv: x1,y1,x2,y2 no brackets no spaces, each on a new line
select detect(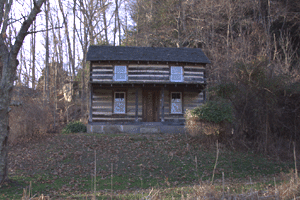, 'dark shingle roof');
86,46,210,64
